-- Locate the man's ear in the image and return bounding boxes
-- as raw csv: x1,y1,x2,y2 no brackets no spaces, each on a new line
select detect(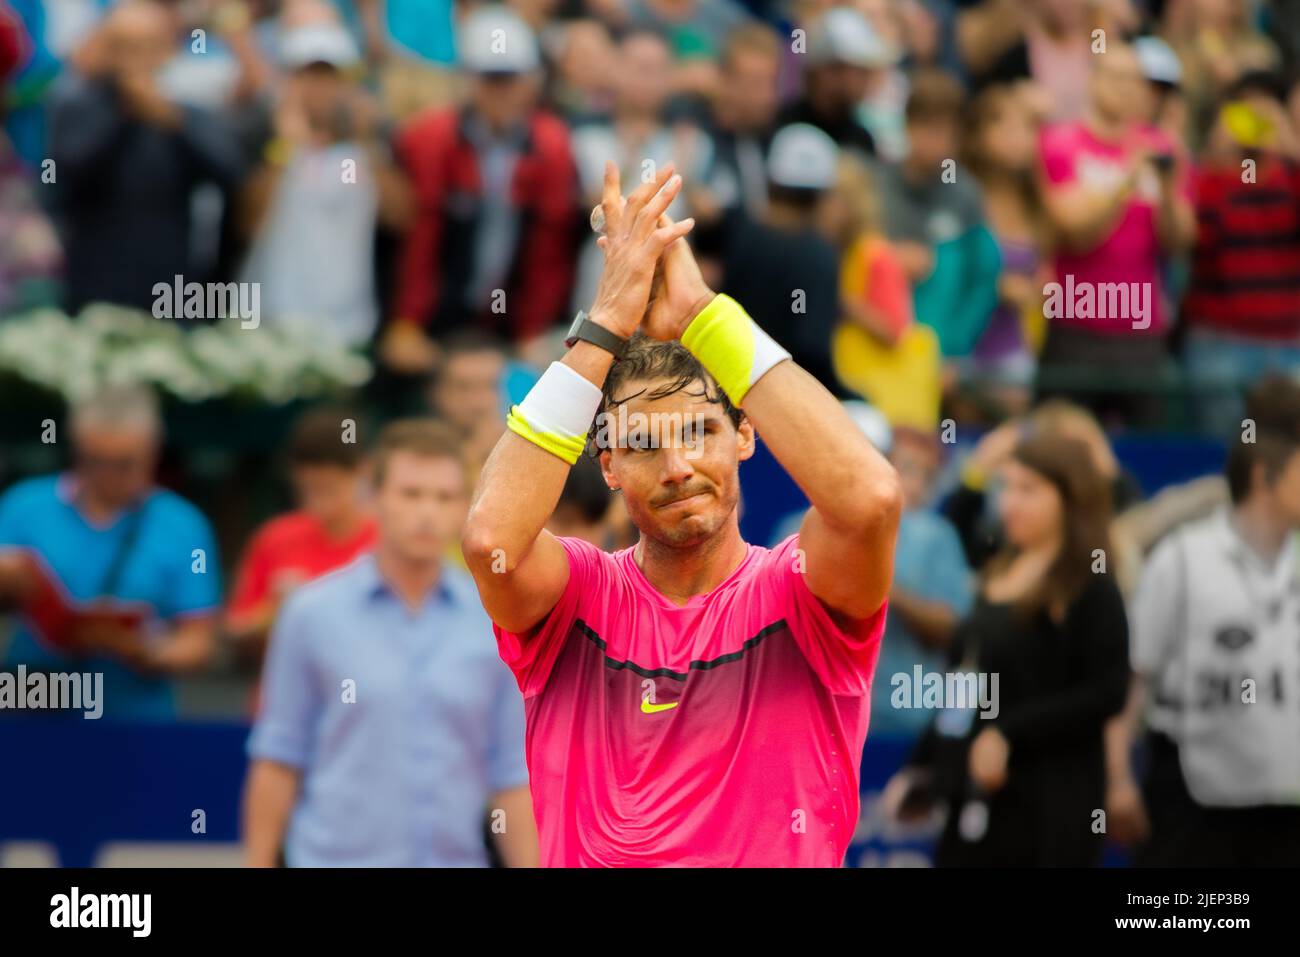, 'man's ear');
599,449,619,490
736,417,756,463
